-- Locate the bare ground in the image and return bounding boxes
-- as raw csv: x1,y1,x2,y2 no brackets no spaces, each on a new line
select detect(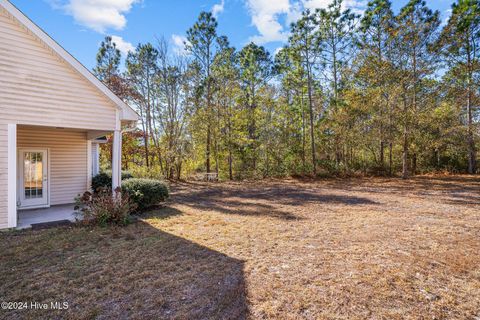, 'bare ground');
1,175,479,319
